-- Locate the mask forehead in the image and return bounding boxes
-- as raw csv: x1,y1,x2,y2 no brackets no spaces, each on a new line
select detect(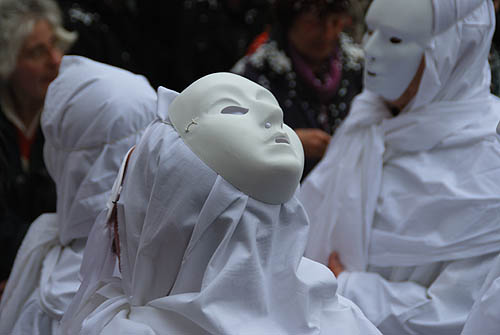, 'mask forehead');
366,0,433,41
171,73,283,131
201,76,280,115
